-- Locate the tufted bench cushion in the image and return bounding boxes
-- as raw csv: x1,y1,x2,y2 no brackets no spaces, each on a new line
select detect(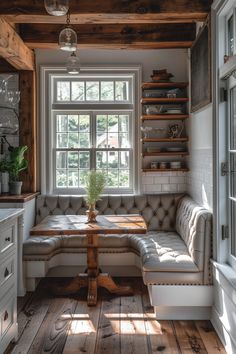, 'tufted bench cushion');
23,193,212,286
23,236,62,256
